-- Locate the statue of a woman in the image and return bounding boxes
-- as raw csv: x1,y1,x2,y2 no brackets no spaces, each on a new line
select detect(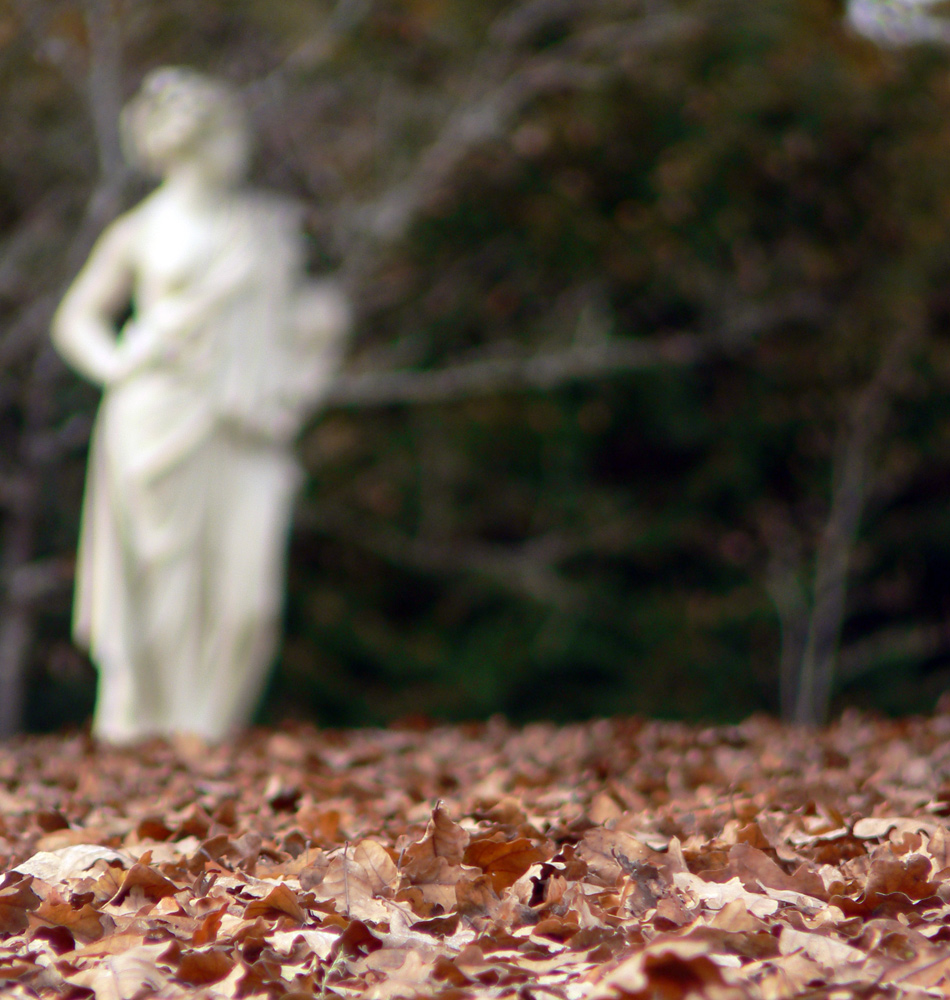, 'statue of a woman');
52,67,350,743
